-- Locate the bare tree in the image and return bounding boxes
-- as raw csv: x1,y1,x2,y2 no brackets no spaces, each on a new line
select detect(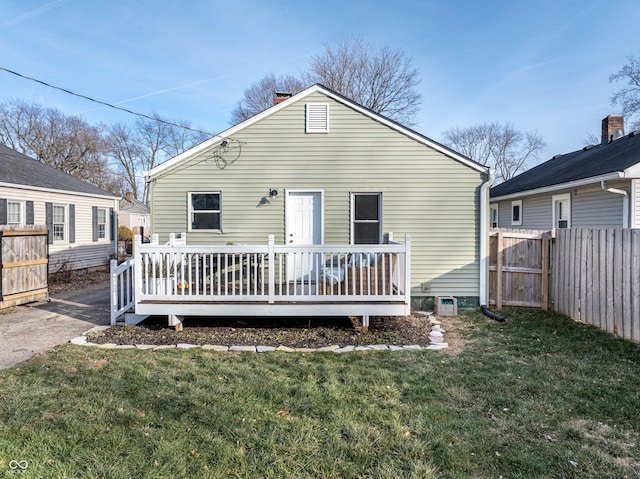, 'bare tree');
106,113,208,202
106,122,145,200
231,37,422,125
230,74,306,124
0,99,118,191
610,54,640,129
442,123,546,183
304,36,422,125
